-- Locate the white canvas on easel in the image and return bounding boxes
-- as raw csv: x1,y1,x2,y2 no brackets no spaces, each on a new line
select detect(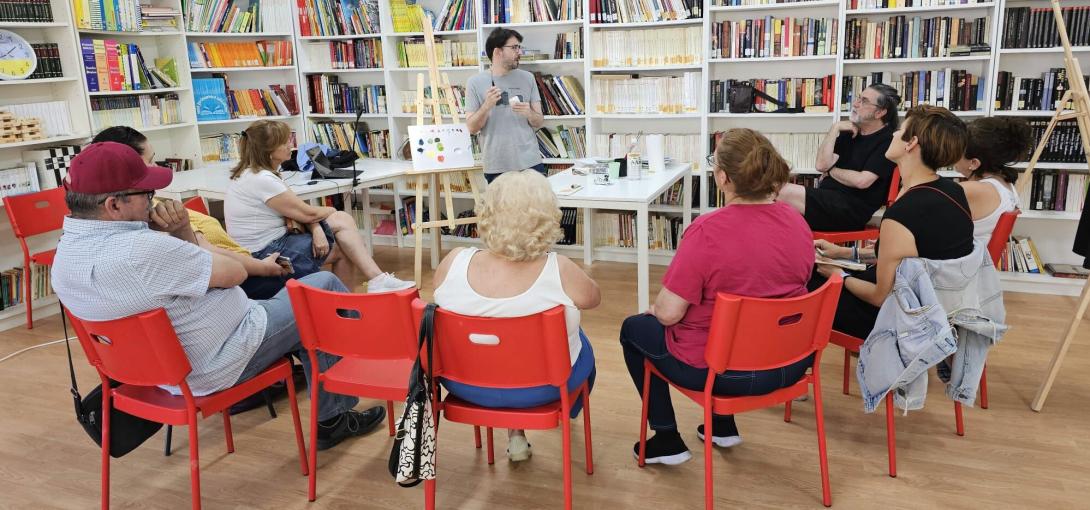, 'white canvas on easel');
406,123,476,172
